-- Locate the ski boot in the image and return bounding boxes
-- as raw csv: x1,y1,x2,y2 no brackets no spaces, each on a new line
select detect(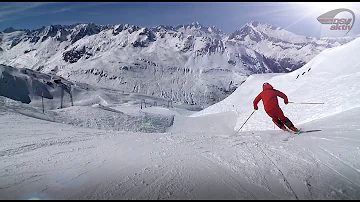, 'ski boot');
290,126,299,132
